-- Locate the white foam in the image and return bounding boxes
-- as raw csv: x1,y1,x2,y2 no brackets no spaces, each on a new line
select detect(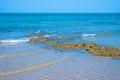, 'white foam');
35,30,41,33
0,39,29,43
42,34,56,38
42,35,51,38
82,33,96,37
